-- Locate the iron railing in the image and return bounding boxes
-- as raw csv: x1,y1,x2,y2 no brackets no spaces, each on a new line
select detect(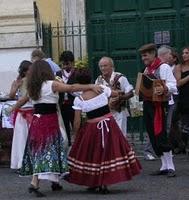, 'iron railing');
42,21,87,60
